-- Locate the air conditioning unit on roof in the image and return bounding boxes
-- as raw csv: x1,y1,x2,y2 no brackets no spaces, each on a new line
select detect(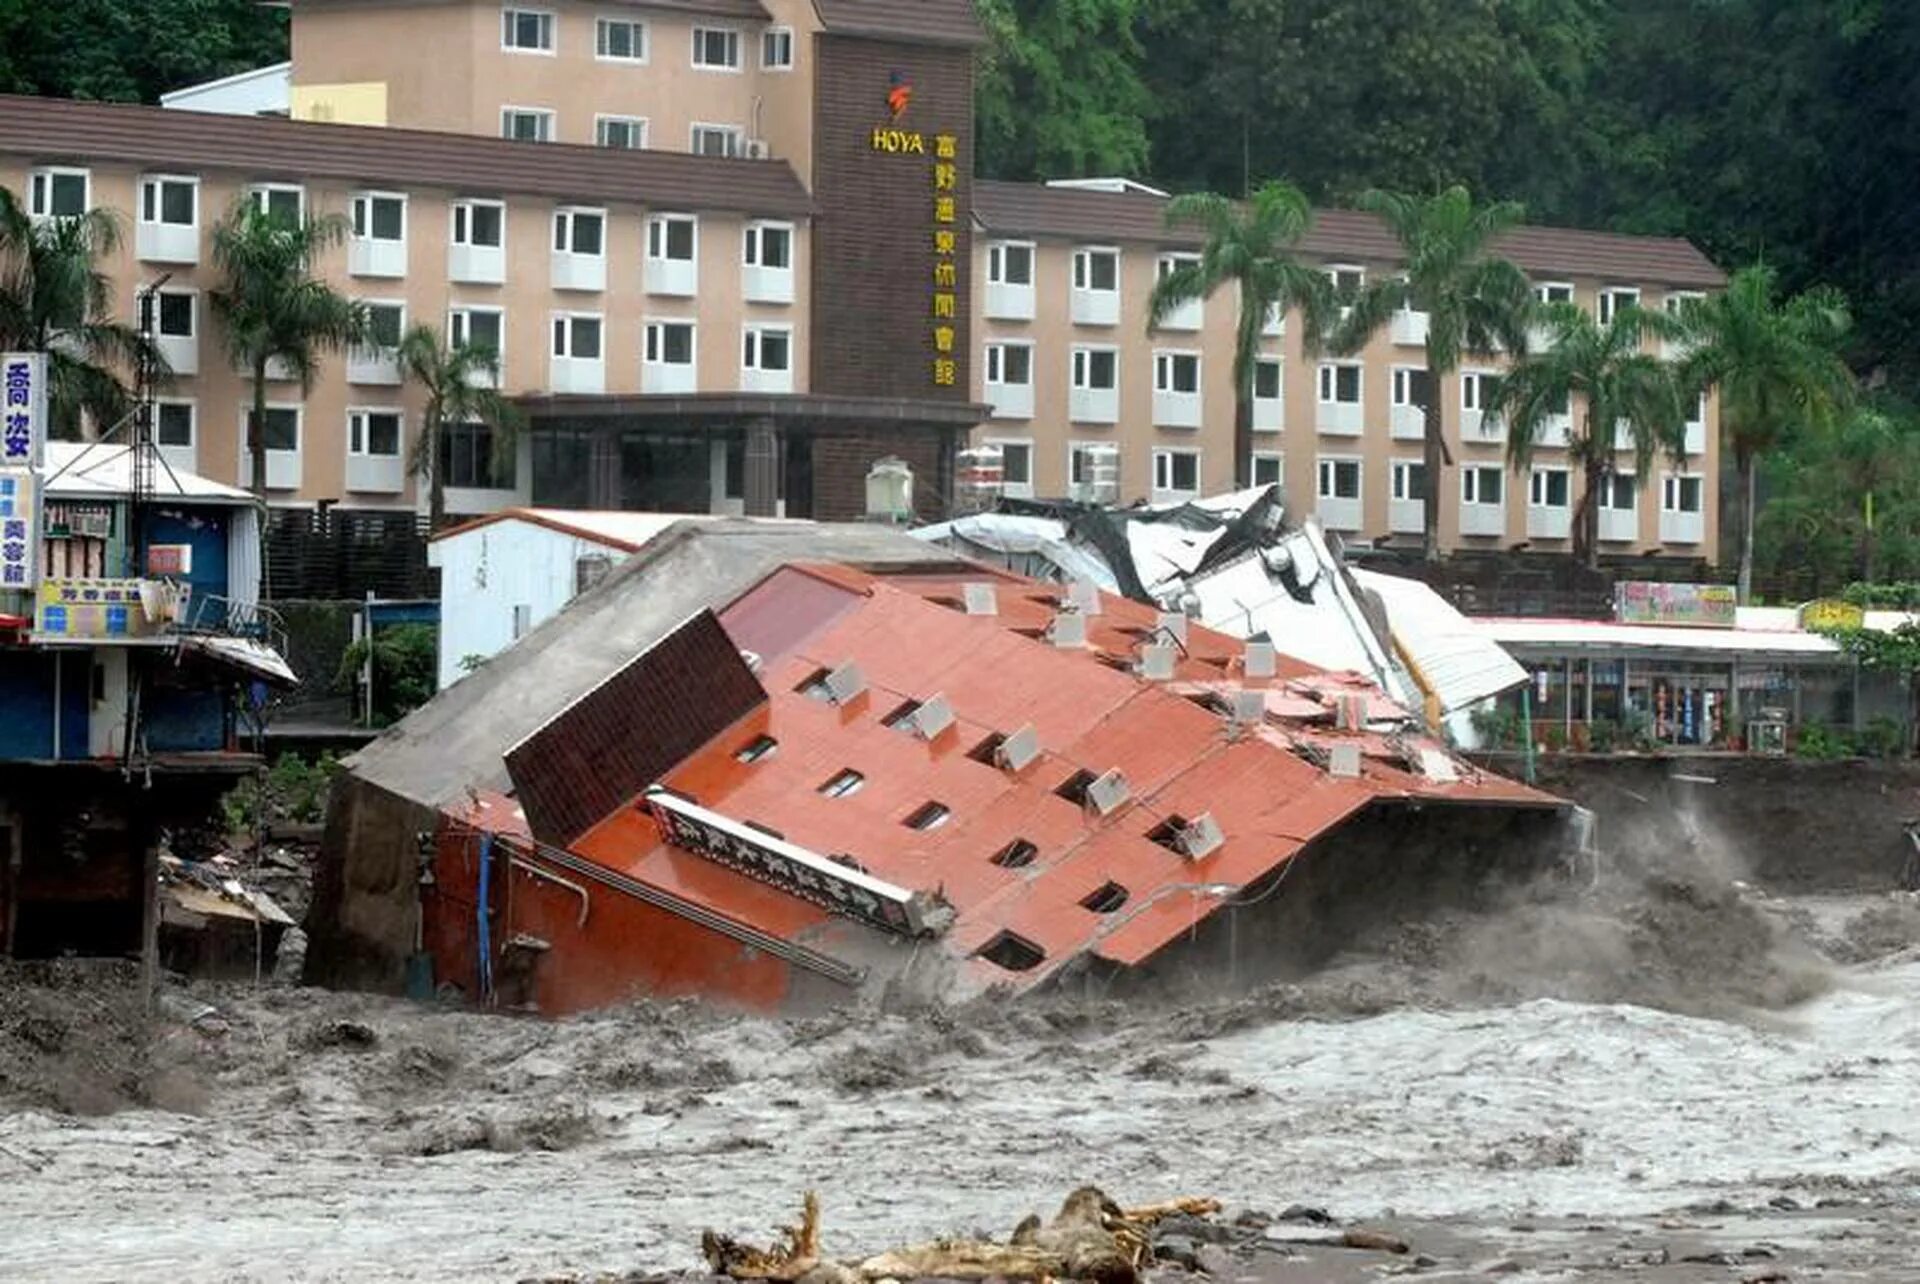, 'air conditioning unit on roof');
1066,578,1103,616
1136,643,1176,681
1155,611,1189,646
911,693,955,740
1048,611,1087,649
824,661,867,704
1229,688,1267,727
744,138,772,160
1327,743,1363,778
1242,641,1277,678
1085,768,1131,816
1175,812,1225,860
962,582,999,616
995,724,1041,772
